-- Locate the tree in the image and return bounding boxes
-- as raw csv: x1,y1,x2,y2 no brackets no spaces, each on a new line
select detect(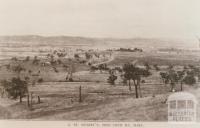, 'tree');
182,65,199,85
24,76,30,83
85,52,92,60
0,77,28,102
98,64,104,73
98,64,109,73
190,66,200,80
114,67,123,73
168,69,179,92
57,59,62,65
123,63,151,98
66,64,75,82
177,70,185,91
160,69,185,92
33,56,40,65
74,54,80,59
121,74,127,86
28,70,32,74
107,71,117,85
137,67,151,97
160,65,198,92
144,62,151,71
183,74,196,85
153,64,160,71
12,64,26,77
53,66,59,73
123,63,134,91
90,66,98,72
11,57,18,61
160,72,169,85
